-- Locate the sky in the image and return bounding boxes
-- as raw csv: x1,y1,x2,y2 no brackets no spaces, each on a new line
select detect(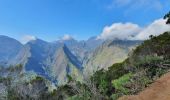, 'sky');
0,0,169,43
